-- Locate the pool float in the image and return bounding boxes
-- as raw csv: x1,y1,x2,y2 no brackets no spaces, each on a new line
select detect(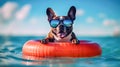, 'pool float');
22,40,102,58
